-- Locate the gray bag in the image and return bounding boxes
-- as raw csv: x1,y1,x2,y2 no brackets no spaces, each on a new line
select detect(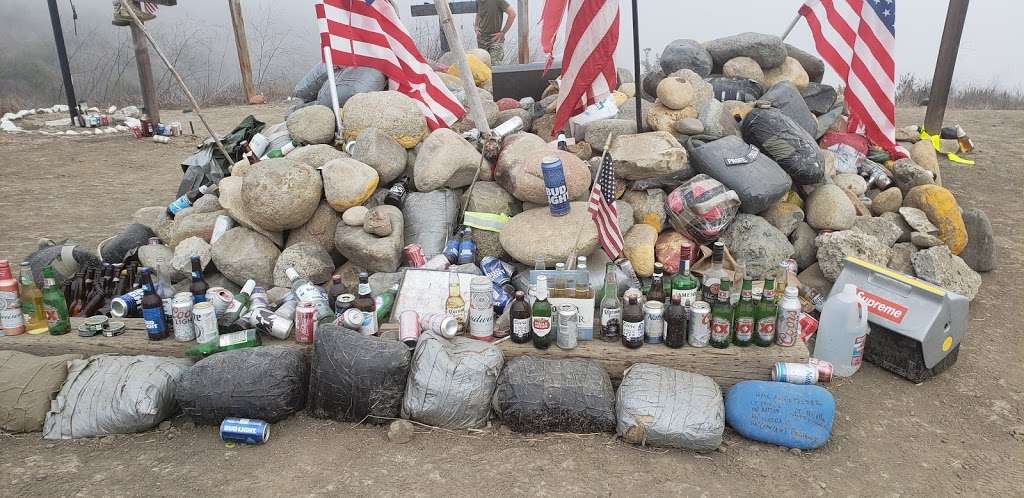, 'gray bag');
317,66,388,109
491,357,616,434
294,63,329,102
616,363,724,451
401,333,504,429
43,355,191,439
686,135,791,214
402,189,461,259
762,81,817,138
741,105,826,185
